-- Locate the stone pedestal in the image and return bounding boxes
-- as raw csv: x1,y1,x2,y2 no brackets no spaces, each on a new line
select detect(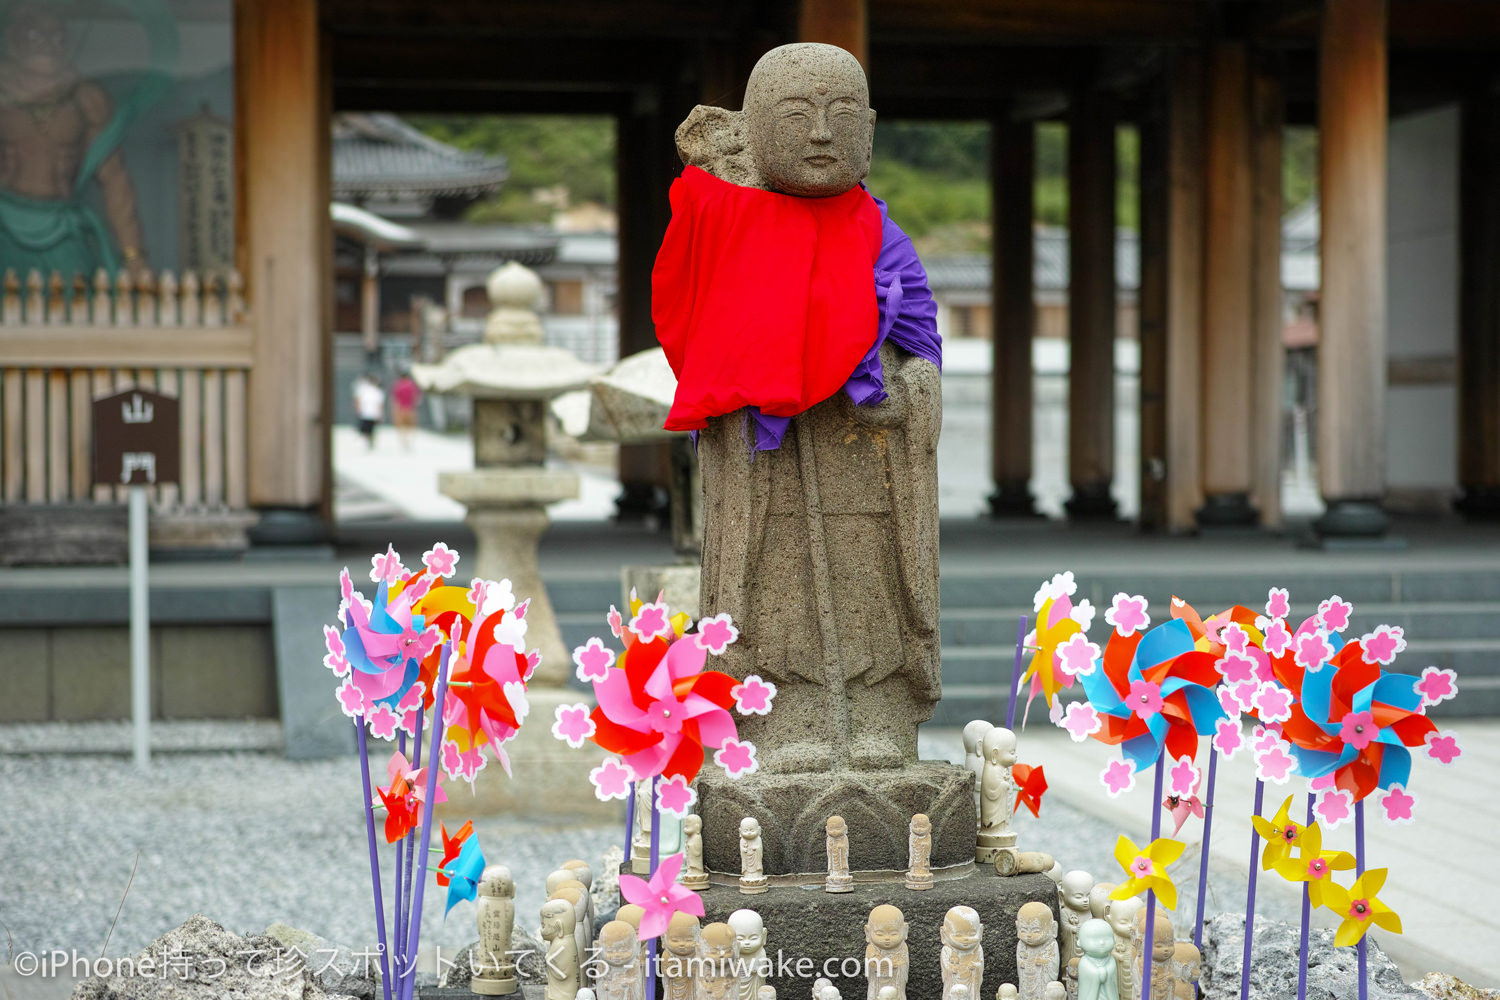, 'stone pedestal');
695,762,974,876
697,872,1058,1000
